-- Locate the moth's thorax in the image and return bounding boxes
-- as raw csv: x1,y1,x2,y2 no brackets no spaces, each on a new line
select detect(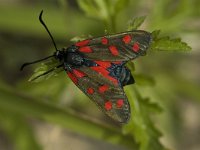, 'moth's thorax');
55,45,84,67
65,52,84,66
